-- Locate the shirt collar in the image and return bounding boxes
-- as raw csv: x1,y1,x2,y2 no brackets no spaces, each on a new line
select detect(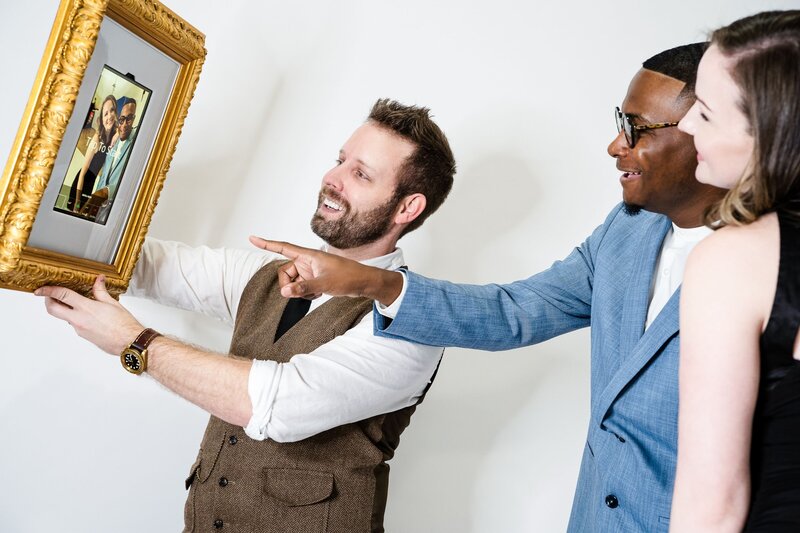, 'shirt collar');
670,222,712,244
319,246,405,272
